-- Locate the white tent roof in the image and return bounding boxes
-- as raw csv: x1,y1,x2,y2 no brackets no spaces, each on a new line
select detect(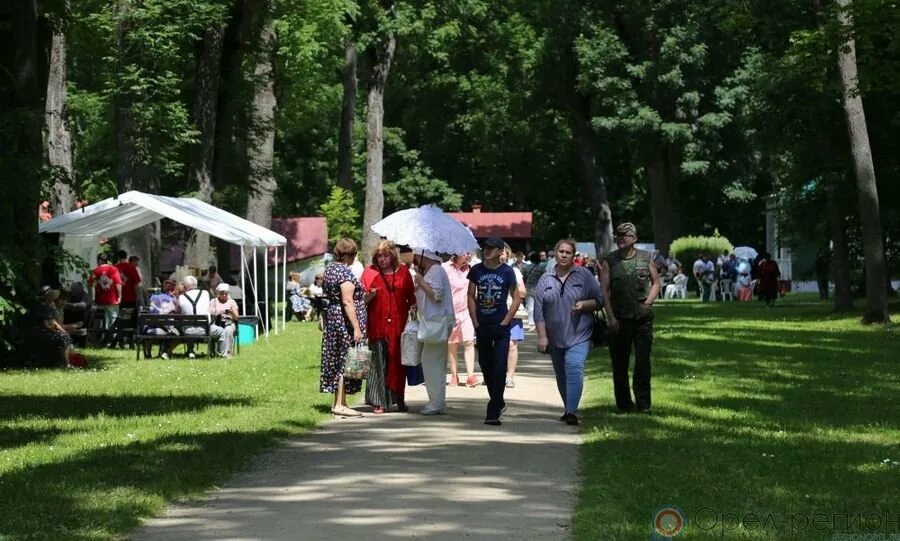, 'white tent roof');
39,190,286,246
